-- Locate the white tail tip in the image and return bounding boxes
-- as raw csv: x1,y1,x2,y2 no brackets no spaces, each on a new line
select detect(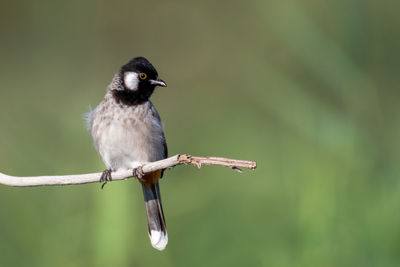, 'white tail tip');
150,230,168,251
